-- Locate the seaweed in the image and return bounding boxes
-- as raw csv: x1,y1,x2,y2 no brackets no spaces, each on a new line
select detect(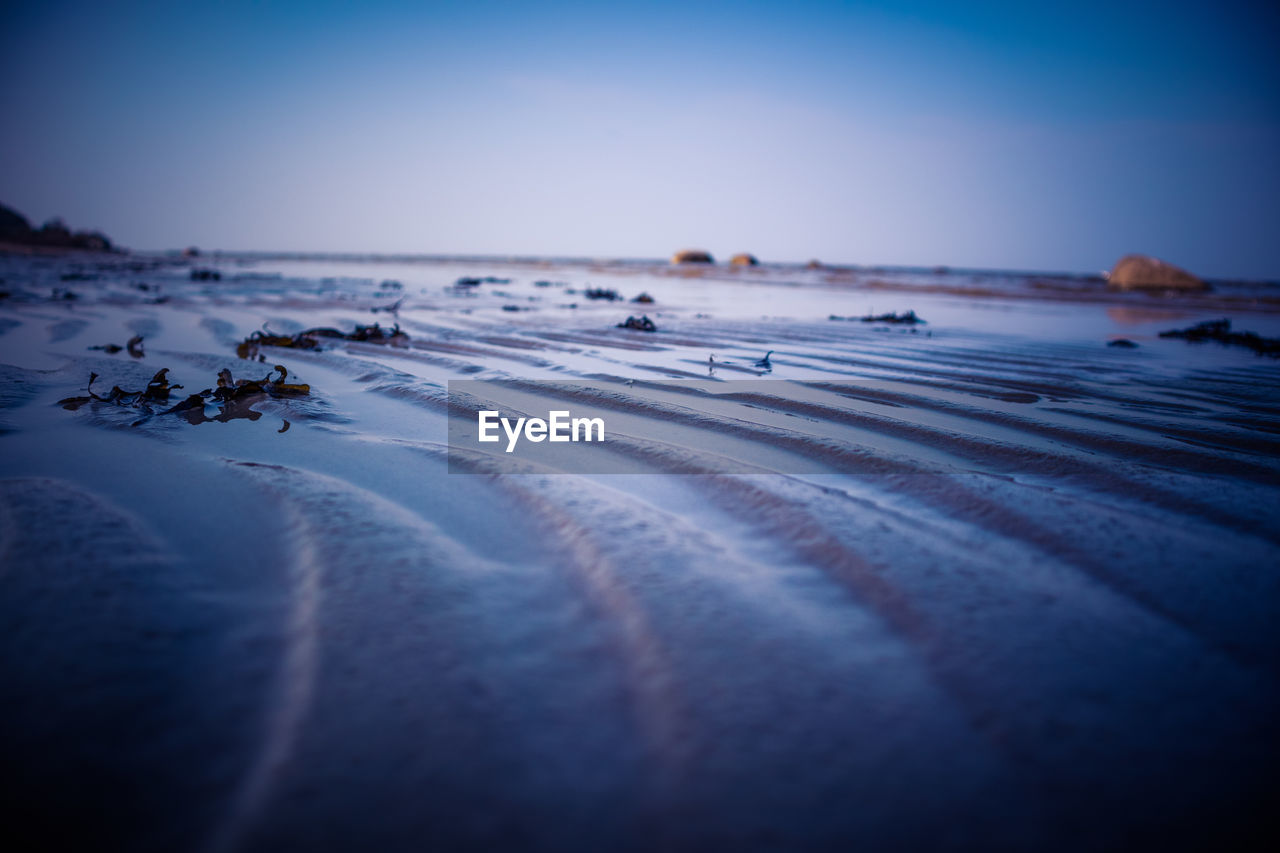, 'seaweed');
584,287,621,301
631,292,655,304
190,269,222,281
1157,319,1280,356
455,275,510,287
236,322,408,359
58,368,182,411
370,298,403,315
58,364,310,426
87,334,146,357
830,311,925,325
1107,339,1139,348
617,315,657,332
